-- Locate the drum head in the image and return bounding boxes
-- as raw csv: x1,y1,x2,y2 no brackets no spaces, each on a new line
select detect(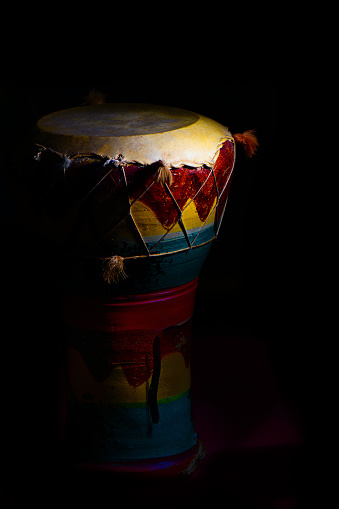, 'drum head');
37,103,231,168
38,103,198,137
